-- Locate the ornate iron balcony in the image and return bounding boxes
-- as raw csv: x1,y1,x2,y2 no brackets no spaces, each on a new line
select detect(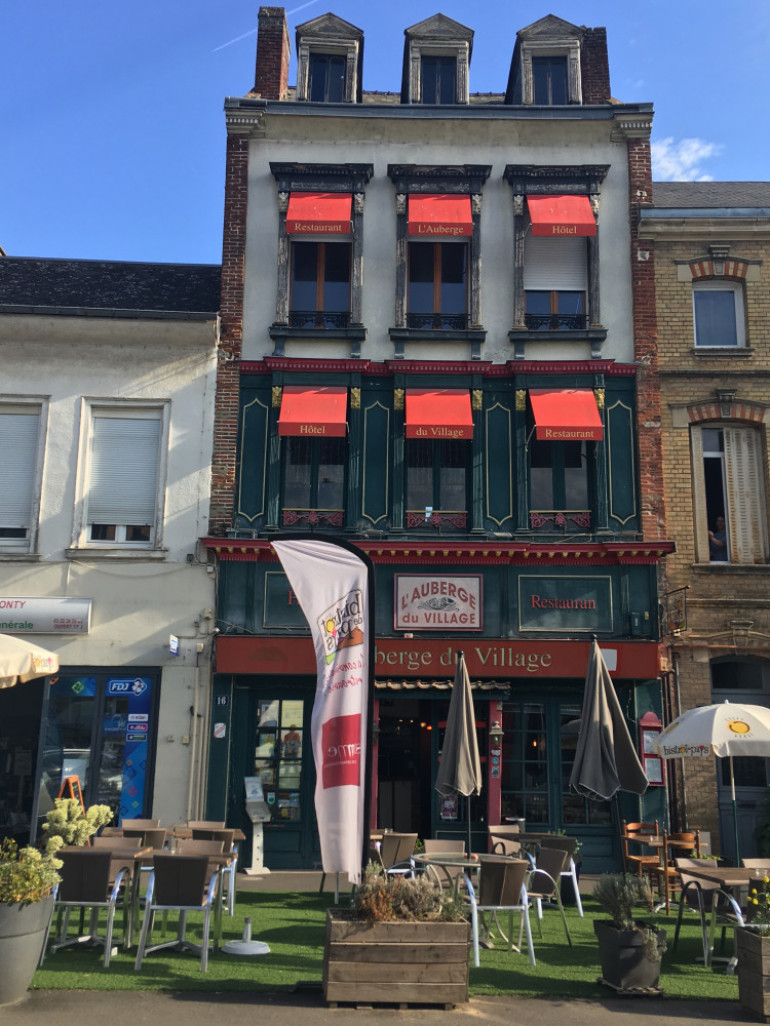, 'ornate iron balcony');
288,310,351,329
406,313,468,330
524,313,588,331
282,509,344,528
